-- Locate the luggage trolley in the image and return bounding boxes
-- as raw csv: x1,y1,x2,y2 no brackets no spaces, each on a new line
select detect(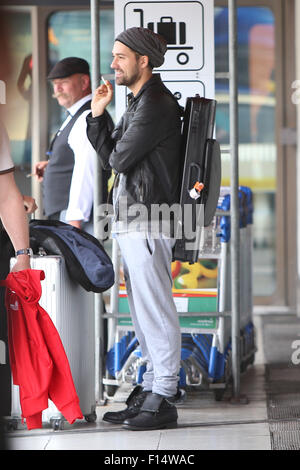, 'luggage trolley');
217,186,256,372
104,217,229,399
171,213,233,400
103,184,256,401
